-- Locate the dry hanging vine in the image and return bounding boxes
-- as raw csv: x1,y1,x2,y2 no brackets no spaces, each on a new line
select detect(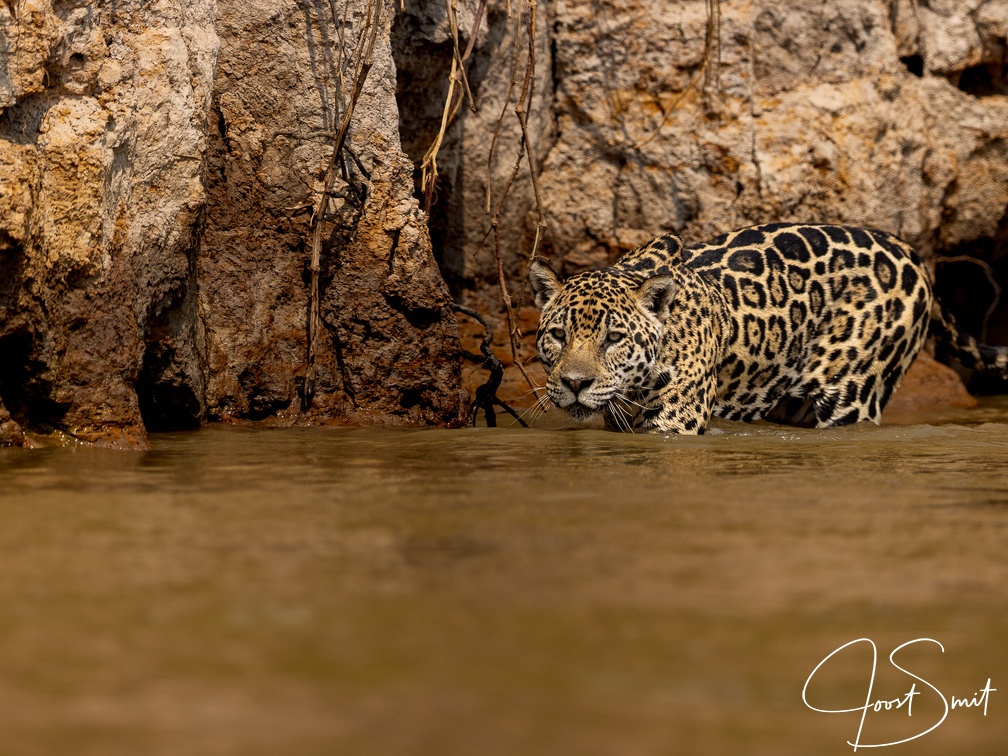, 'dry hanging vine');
419,0,485,210
419,0,549,426
301,0,384,411
484,0,547,396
